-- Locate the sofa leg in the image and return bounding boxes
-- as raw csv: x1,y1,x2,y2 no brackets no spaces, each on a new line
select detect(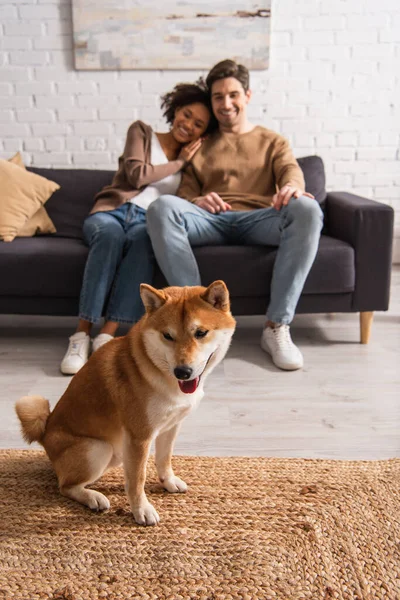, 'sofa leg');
360,311,374,344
